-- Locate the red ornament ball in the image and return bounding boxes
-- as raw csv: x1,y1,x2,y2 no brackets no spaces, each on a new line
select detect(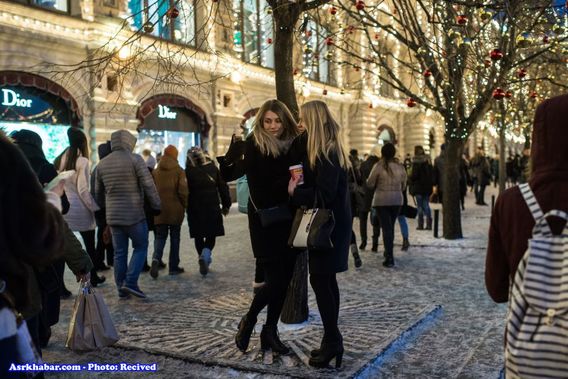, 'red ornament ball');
323,89,328,95
516,68,527,78
492,88,505,100
406,98,417,107
490,49,503,61
368,103,373,109
505,90,513,99
293,68,298,75
529,91,538,99
457,15,468,25
423,69,432,78
374,33,380,40
167,7,179,19
355,1,365,11
543,35,550,44
325,37,334,46
330,6,337,15
267,38,272,44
